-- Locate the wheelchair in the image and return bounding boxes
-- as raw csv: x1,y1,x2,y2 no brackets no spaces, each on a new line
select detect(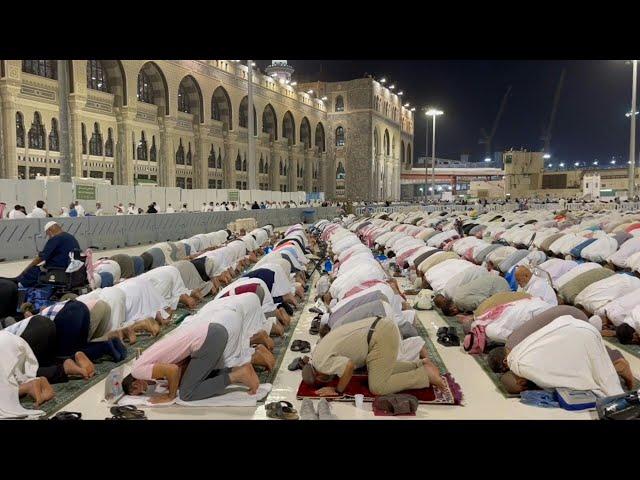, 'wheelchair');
35,249,91,301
